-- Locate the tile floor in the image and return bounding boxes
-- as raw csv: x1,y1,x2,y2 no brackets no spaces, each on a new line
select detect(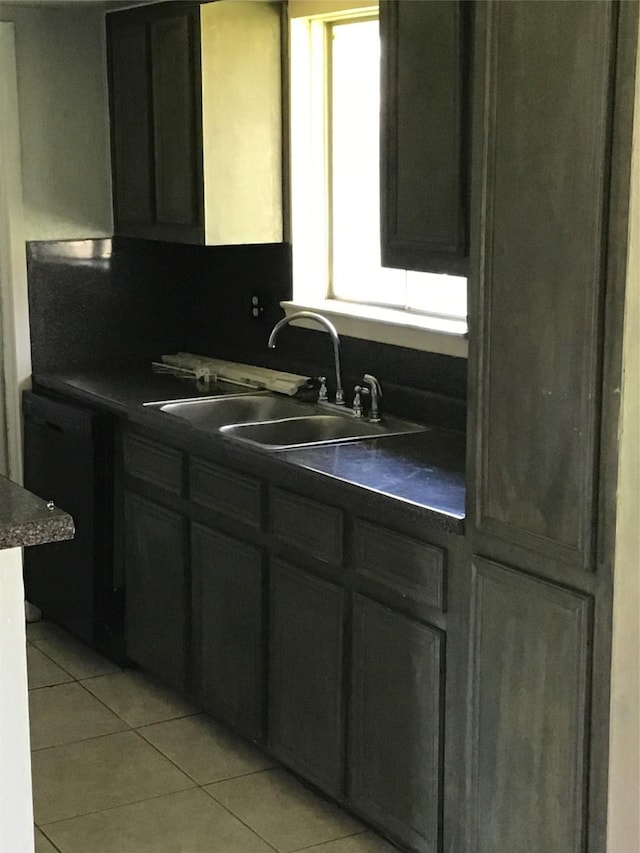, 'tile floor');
27,621,397,853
